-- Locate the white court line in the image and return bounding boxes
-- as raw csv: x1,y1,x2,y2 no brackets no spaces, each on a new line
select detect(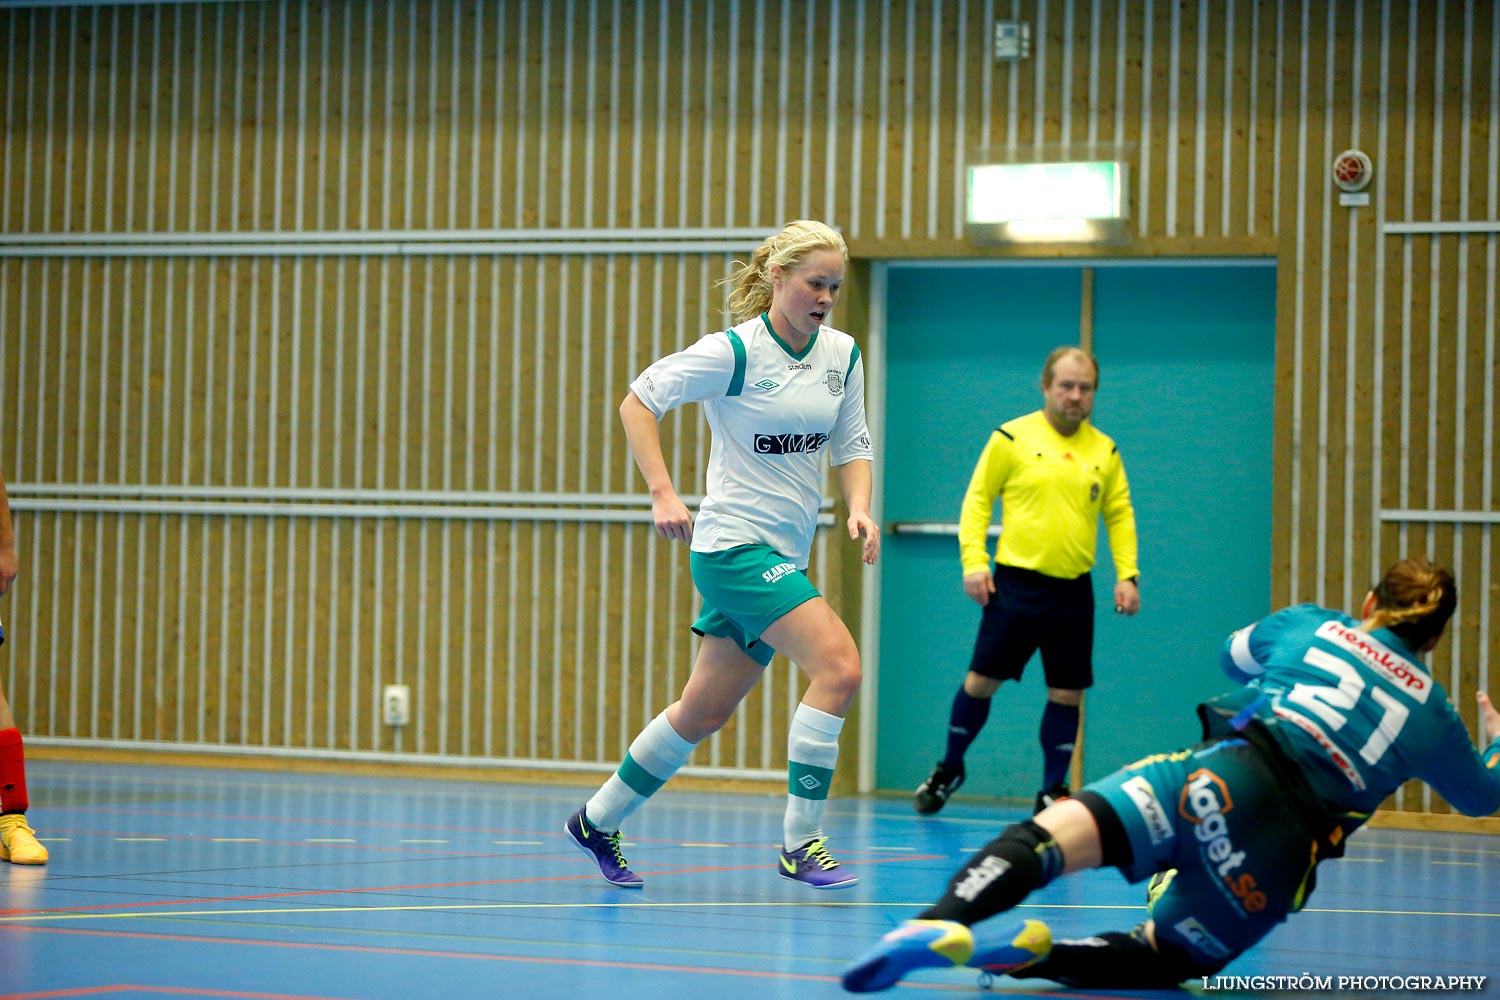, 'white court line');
5,900,1497,925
